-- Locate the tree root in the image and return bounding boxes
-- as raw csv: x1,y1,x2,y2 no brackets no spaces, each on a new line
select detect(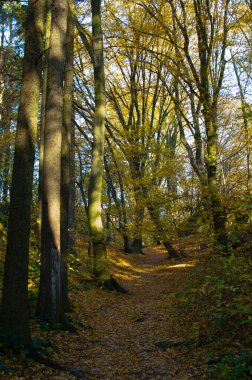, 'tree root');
110,276,129,293
30,349,87,379
97,276,129,294
36,315,78,334
162,240,188,259
60,318,78,333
